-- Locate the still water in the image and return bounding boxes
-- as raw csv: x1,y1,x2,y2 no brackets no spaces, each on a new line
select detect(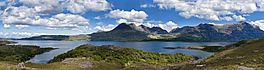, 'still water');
12,40,233,64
